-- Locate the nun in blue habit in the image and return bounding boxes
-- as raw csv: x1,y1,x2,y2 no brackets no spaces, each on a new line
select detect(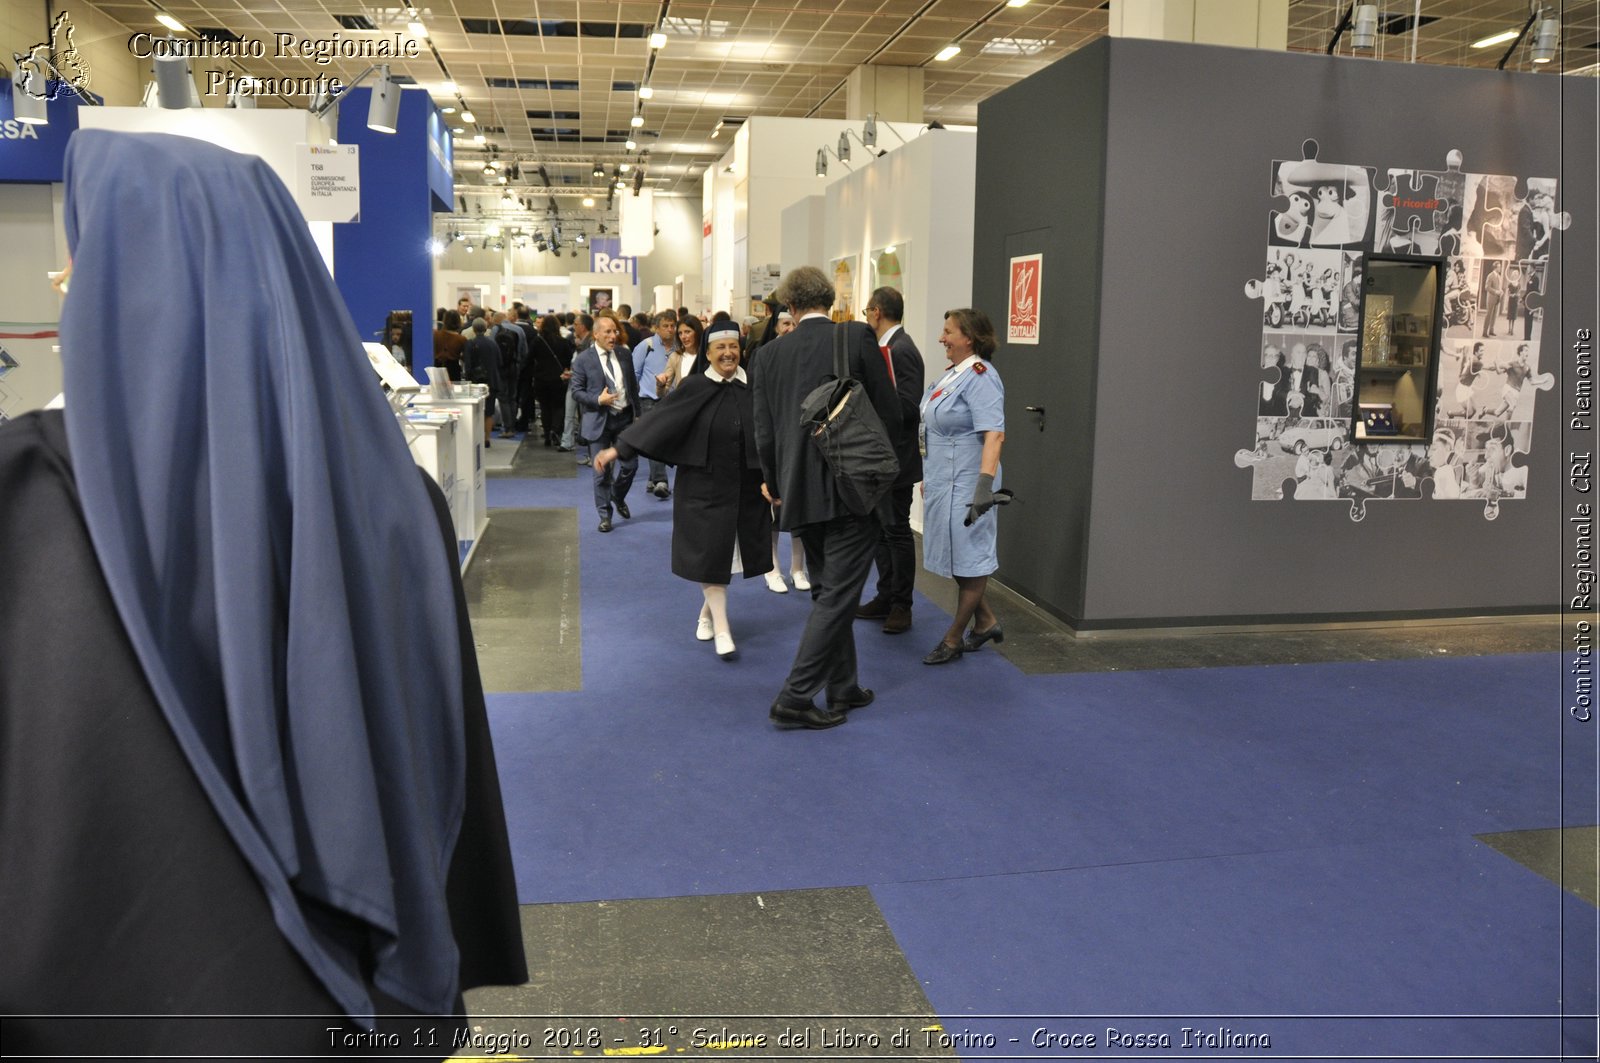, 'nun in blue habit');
0,130,525,1055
